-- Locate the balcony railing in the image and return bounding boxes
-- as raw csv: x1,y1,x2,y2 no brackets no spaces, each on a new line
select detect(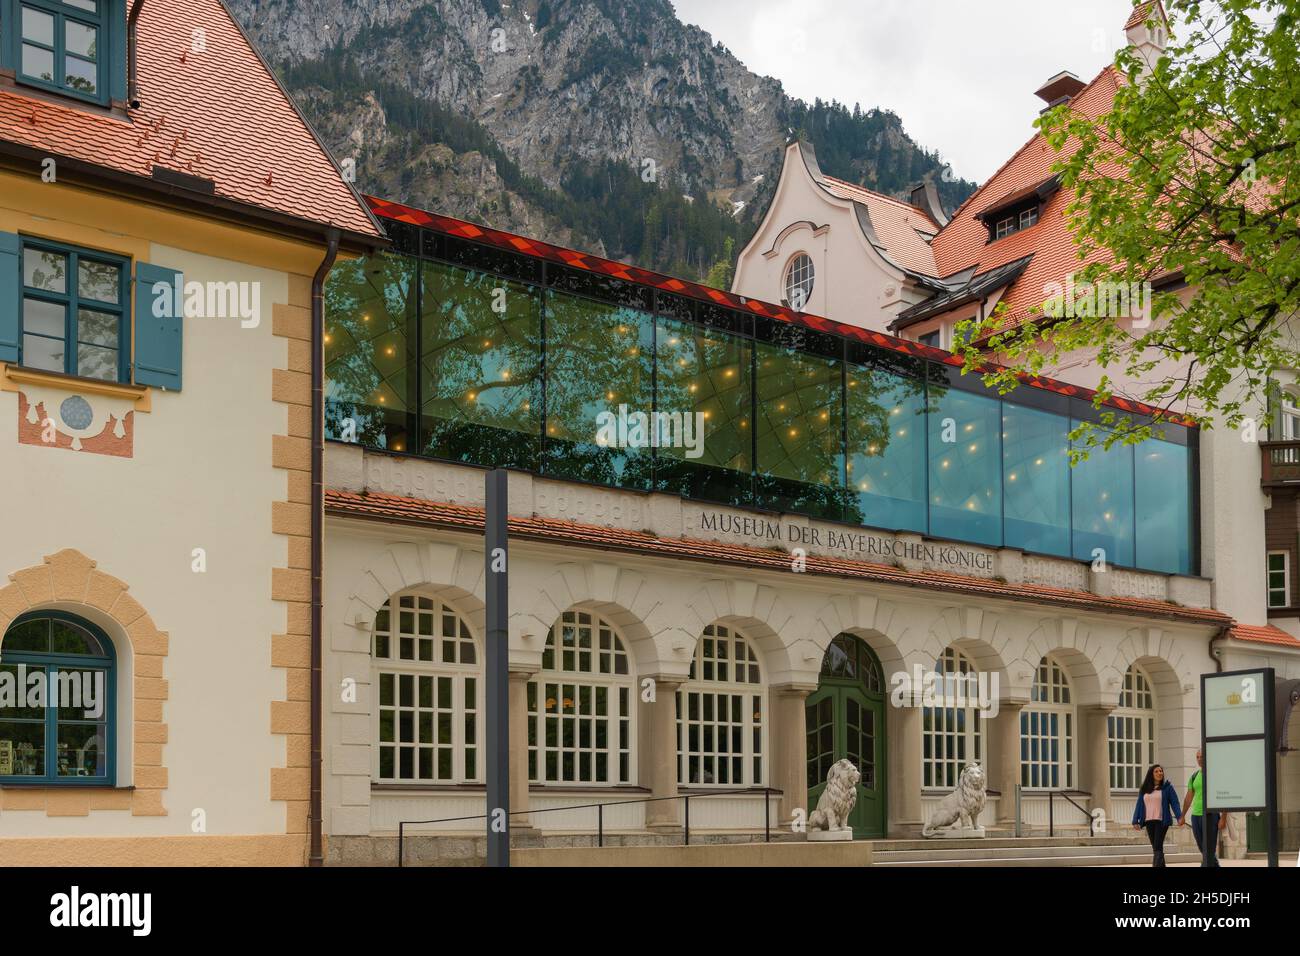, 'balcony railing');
1261,441,1300,486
